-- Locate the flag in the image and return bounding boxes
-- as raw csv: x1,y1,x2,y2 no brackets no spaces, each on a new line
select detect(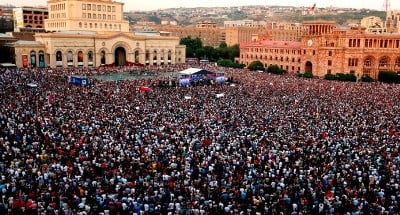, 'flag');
48,93,54,105
139,86,151,92
311,3,316,12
